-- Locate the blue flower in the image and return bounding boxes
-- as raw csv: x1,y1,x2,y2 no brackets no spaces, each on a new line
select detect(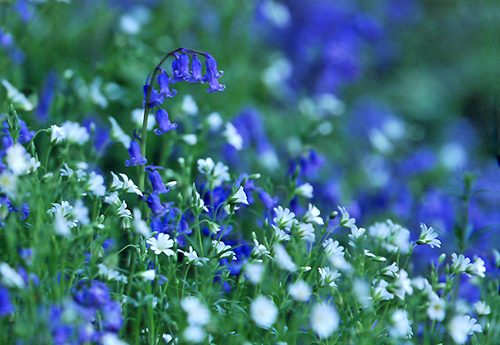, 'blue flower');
73,280,111,309
204,54,226,93
157,71,177,98
0,286,13,316
146,194,167,216
18,119,34,144
154,109,177,135
143,84,164,109
188,54,204,83
147,166,167,194
125,140,147,167
172,53,190,82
